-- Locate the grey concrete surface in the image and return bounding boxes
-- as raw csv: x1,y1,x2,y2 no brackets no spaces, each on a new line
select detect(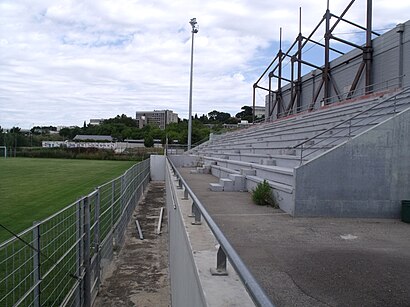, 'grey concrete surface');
179,167,410,307
295,106,410,218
